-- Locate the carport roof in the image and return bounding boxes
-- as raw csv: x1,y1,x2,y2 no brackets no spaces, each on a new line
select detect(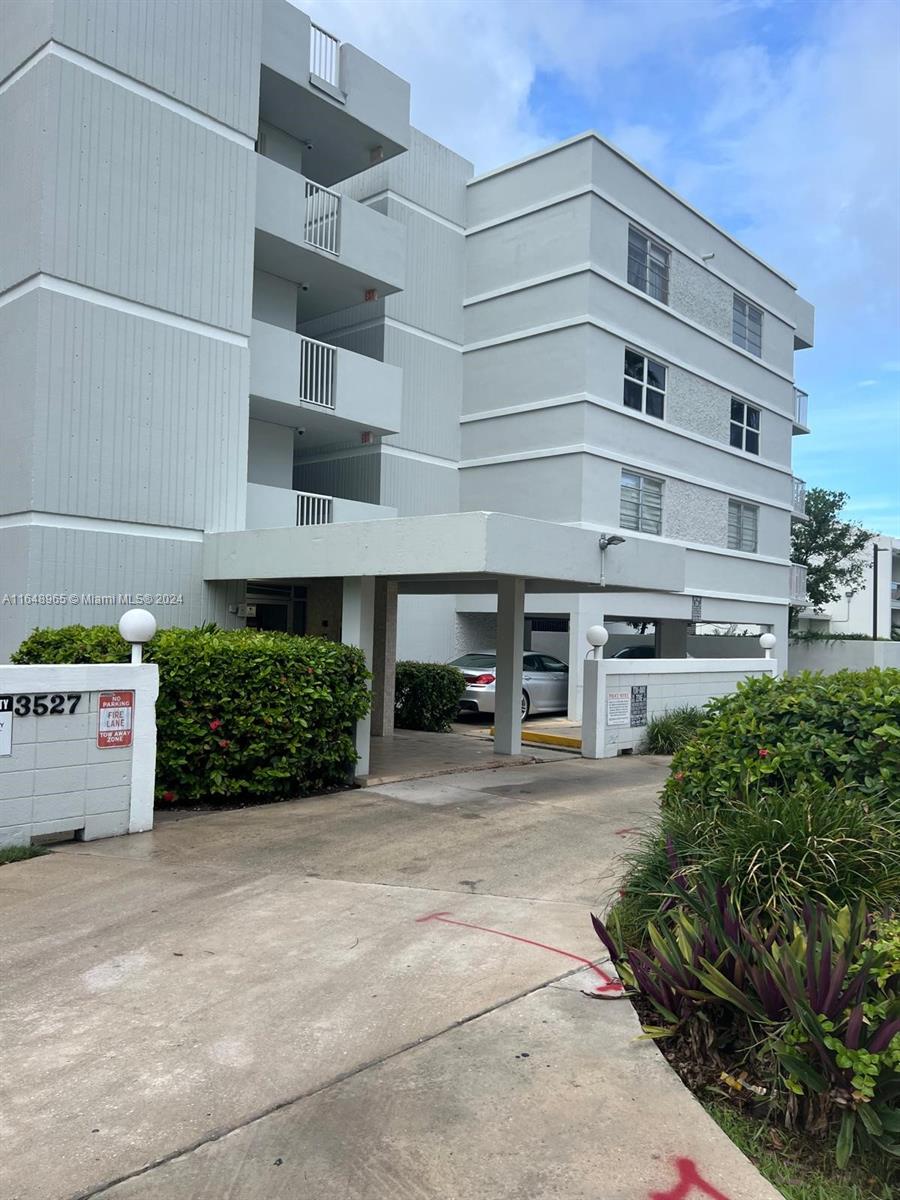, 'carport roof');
203,511,686,595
